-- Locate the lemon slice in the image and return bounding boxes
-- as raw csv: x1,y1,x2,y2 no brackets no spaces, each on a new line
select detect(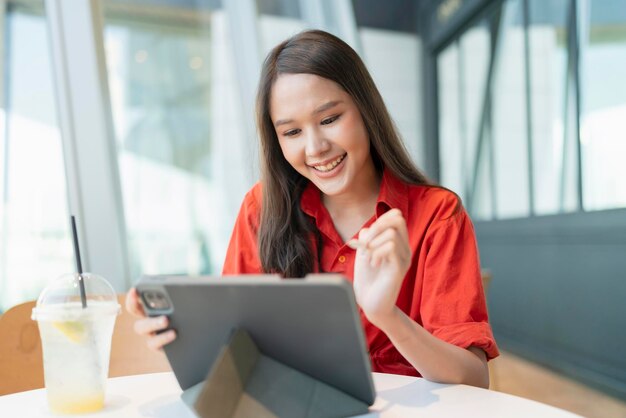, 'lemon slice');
52,321,86,343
